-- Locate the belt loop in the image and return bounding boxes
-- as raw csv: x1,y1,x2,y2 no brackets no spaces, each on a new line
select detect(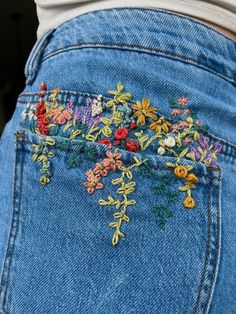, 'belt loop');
24,28,55,86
